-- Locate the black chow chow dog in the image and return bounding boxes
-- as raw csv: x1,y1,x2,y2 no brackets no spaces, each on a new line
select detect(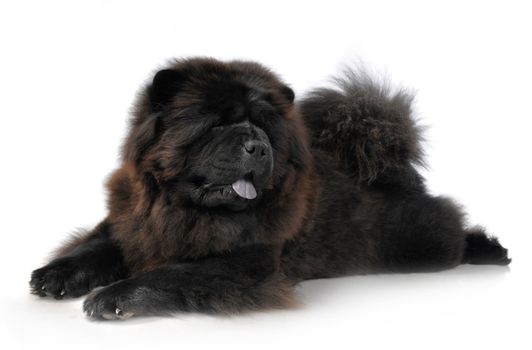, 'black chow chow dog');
30,58,510,320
